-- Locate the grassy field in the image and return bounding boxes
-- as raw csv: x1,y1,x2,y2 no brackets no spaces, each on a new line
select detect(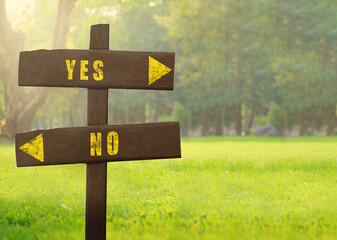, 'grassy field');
1,137,337,239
